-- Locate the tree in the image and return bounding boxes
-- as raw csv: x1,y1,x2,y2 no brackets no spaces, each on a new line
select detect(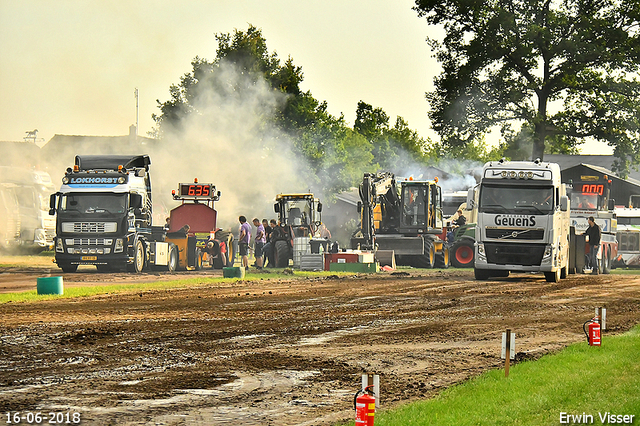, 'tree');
354,101,437,171
414,0,640,172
